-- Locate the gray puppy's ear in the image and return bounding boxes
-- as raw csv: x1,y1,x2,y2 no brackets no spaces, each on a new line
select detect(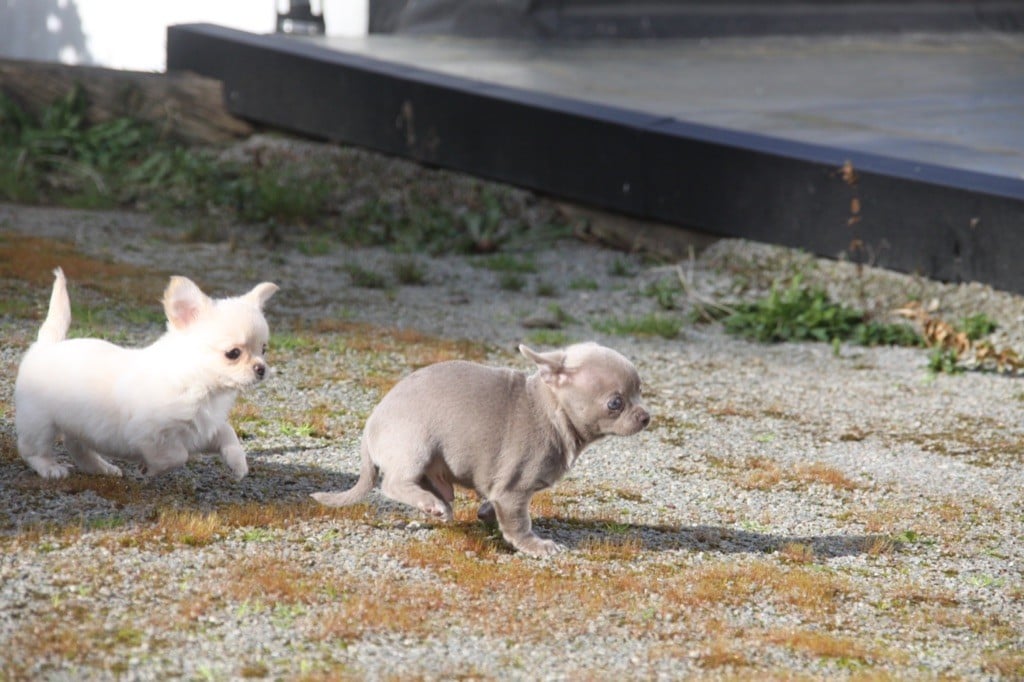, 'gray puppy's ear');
519,344,572,387
244,282,279,309
163,276,213,331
